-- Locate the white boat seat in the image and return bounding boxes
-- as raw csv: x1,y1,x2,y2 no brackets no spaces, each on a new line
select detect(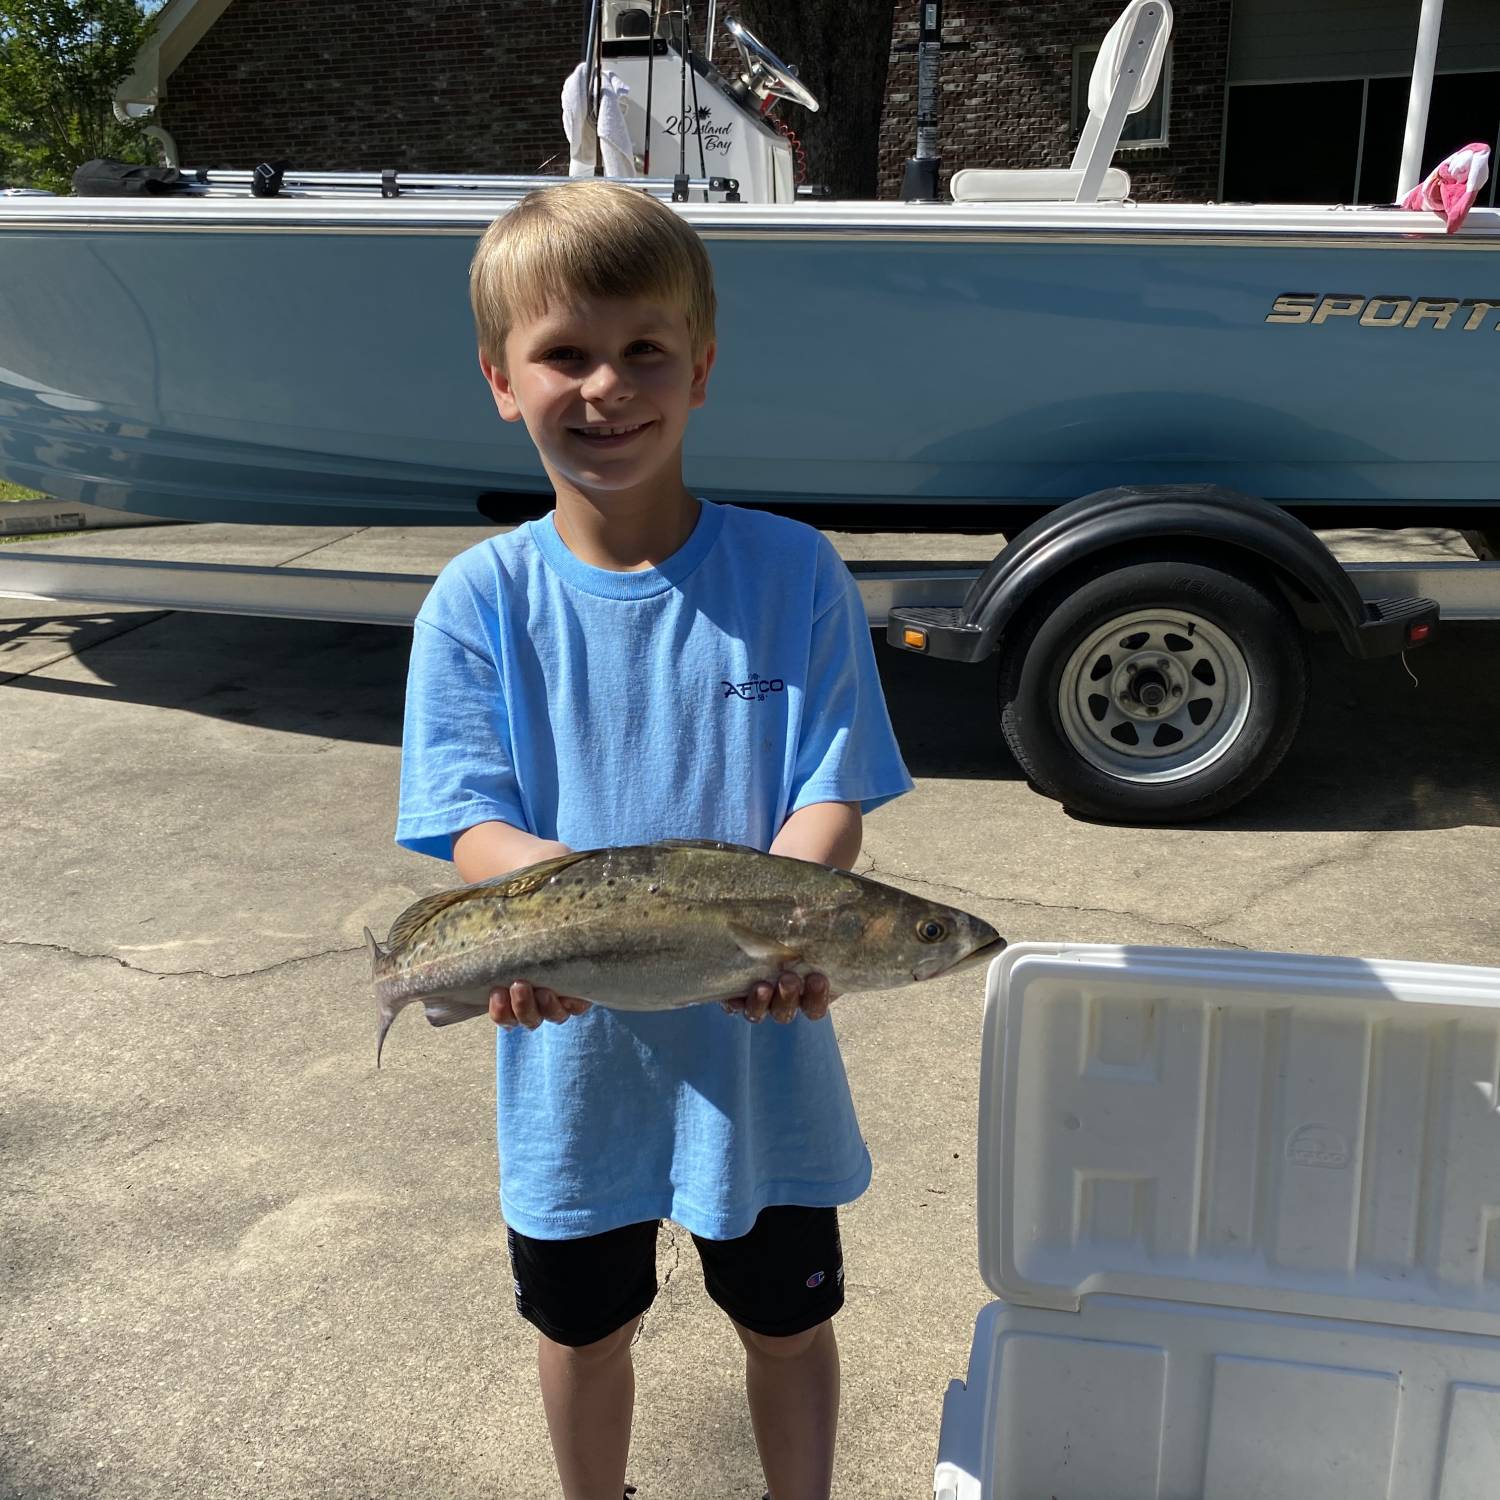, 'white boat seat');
953,0,1170,205
949,167,1131,203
